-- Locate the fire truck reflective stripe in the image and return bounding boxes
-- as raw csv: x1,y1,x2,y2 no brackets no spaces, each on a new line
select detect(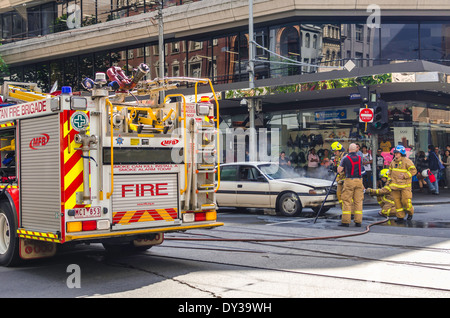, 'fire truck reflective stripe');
0,122,14,128
112,208,178,225
17,229,61,243
62,111,87,210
